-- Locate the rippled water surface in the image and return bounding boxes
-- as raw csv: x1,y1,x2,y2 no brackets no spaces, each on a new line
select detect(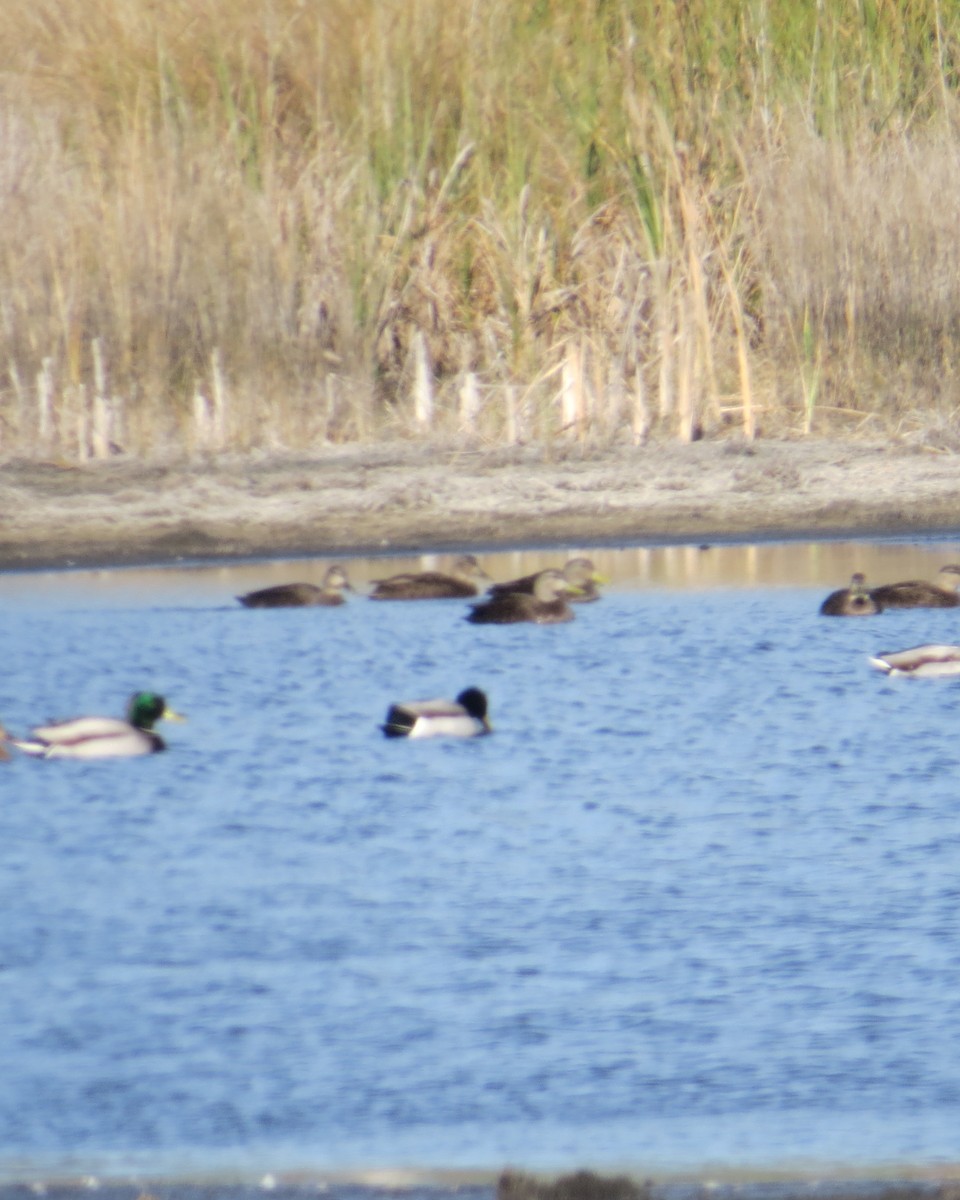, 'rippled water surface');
4,540,960,1182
